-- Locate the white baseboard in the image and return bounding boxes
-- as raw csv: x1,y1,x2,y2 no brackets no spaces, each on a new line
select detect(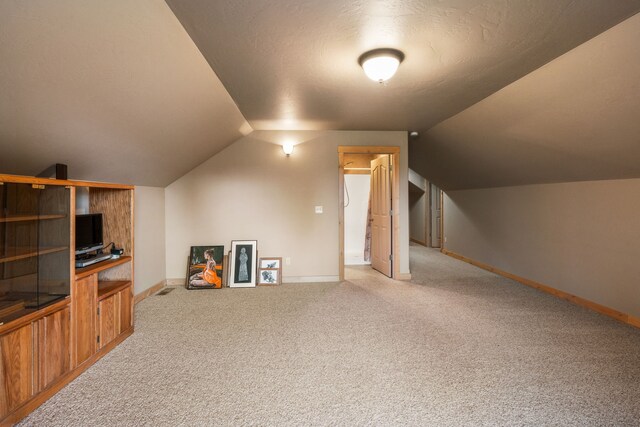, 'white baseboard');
166,278,185,287
282,275,341,283
396,273,412,281
168,276,341,285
